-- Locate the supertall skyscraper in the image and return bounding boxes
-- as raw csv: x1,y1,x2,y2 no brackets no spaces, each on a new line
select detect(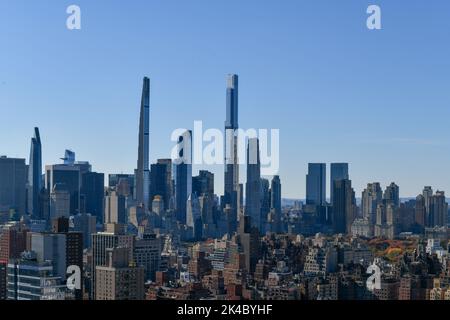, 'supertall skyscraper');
135,77,150,211
245,138,261,231
27,127,42,218
224,74,239,233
